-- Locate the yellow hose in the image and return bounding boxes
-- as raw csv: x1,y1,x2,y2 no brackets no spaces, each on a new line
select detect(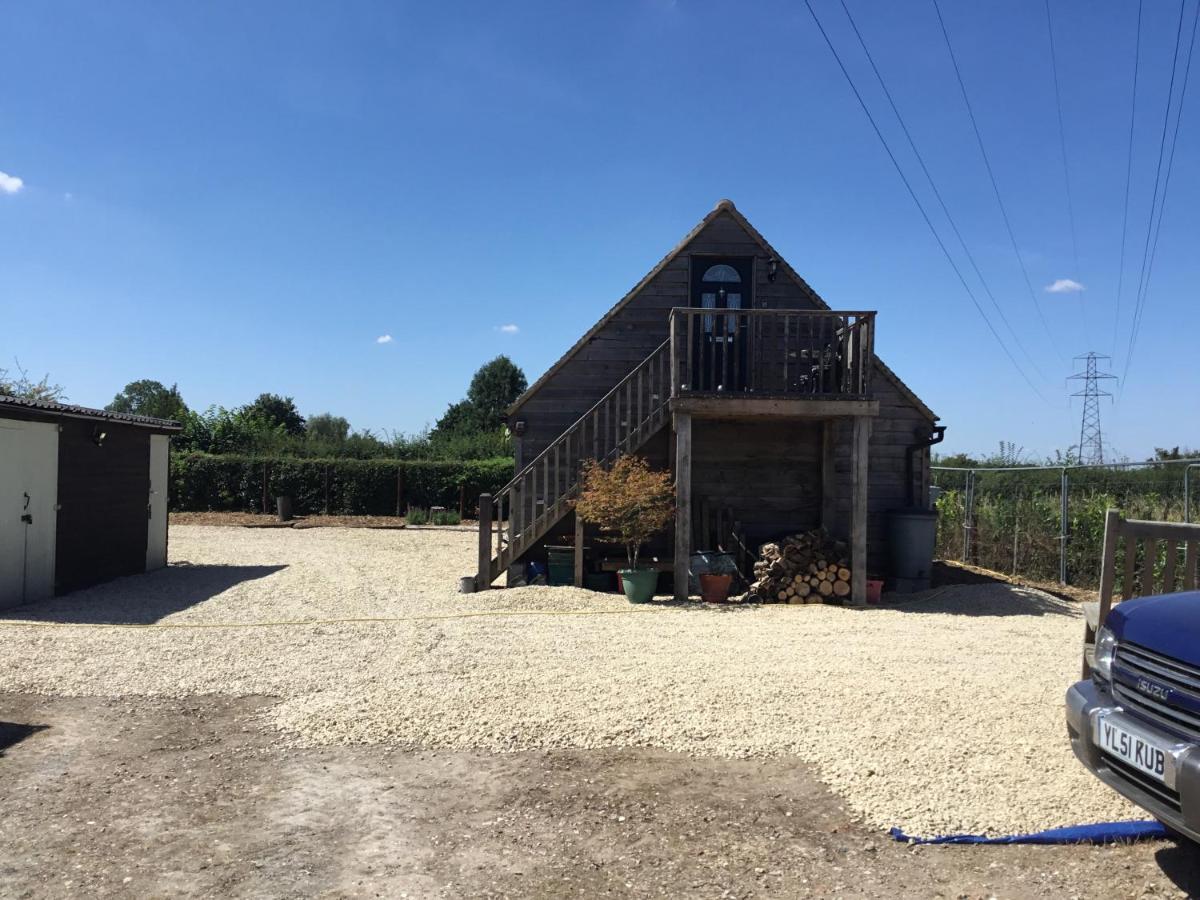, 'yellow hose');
0,606,663,631
0,590,938,632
